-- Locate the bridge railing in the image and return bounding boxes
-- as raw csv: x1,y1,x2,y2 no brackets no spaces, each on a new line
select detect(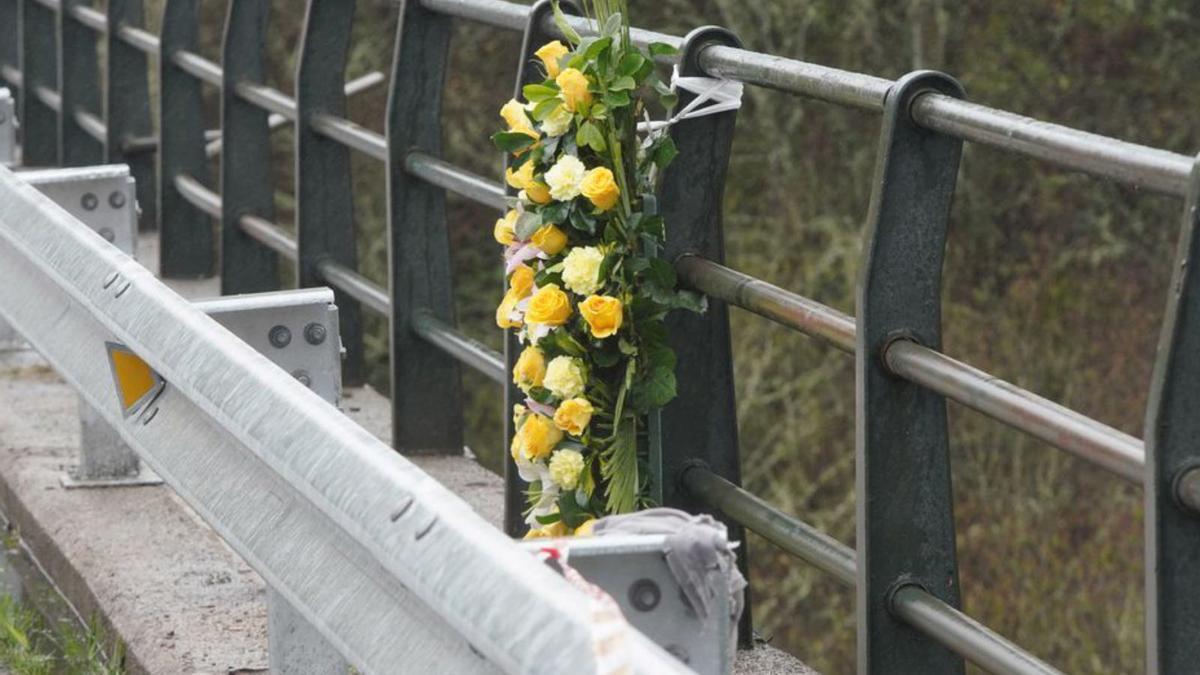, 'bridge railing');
1,0,1197,673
